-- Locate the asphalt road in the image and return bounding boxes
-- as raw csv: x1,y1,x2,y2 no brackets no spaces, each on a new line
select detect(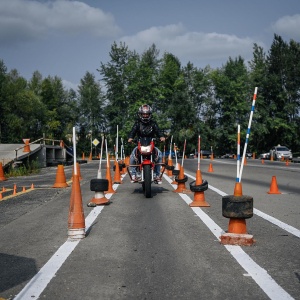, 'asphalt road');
0,158,299,300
